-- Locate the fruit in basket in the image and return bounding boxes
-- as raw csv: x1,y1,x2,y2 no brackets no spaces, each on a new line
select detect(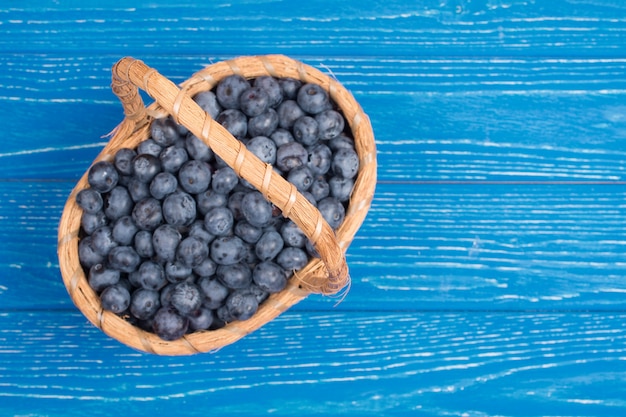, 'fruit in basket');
75,73,360,341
